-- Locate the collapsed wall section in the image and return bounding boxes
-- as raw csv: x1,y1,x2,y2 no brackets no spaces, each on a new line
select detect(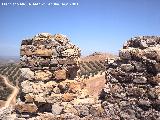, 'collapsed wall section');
101,36,160,119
